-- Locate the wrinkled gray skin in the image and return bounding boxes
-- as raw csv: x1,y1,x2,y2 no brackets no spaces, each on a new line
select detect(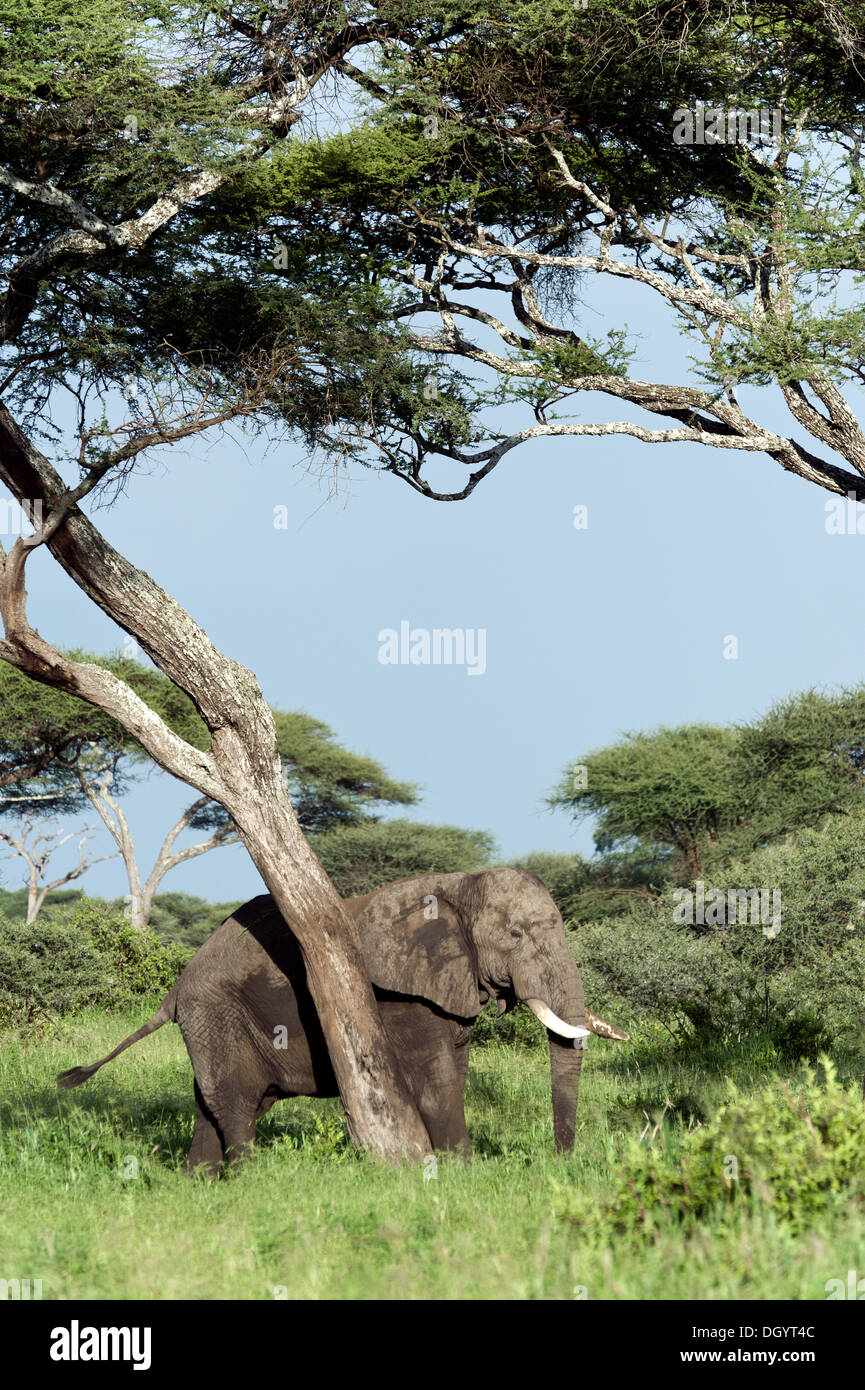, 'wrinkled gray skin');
58,867,620,1171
